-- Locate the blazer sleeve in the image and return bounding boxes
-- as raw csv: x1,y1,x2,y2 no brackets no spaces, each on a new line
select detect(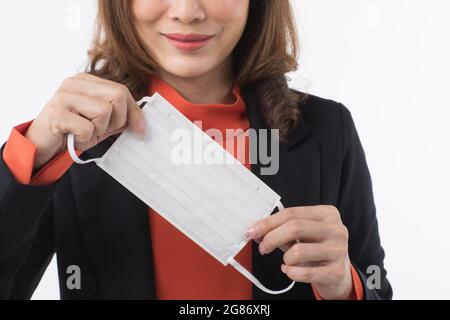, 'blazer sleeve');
336,104,393,300
0,143,57,299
